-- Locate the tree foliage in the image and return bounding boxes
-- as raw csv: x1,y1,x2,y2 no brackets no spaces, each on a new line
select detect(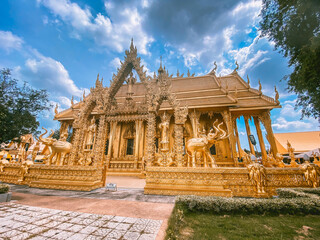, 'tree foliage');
0,68,50,142
260,0,320,120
